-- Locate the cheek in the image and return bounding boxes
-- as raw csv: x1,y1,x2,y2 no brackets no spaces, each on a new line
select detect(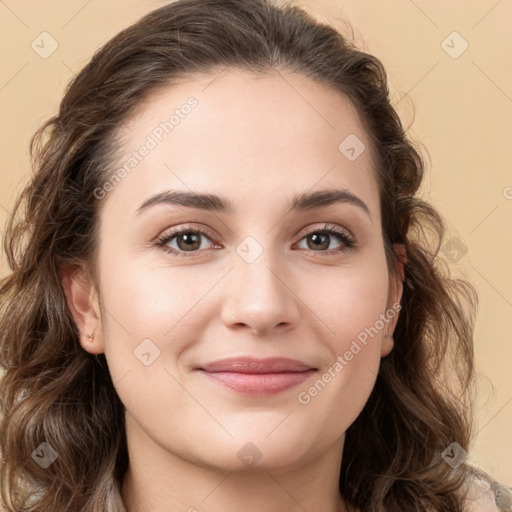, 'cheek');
97,261,208,420
97,255,223,376
99,256,212,336
301,254,391,348
293,255,390,405
293,274,390,440
294,346,380,450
